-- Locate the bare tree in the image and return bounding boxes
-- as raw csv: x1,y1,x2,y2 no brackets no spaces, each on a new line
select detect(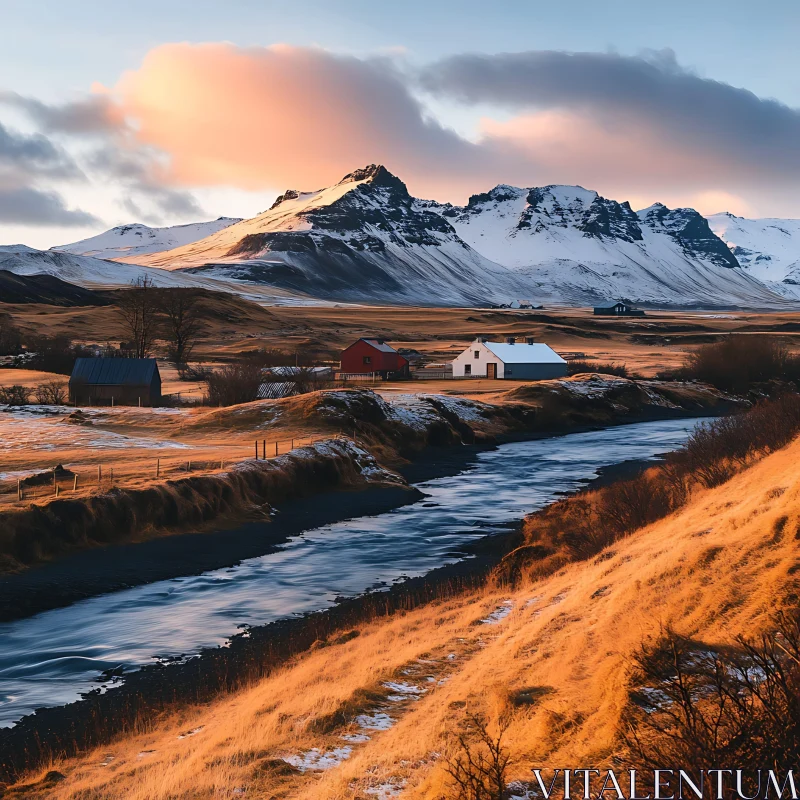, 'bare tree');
158,288,204,366
117,276,159,359
444,712,513,800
